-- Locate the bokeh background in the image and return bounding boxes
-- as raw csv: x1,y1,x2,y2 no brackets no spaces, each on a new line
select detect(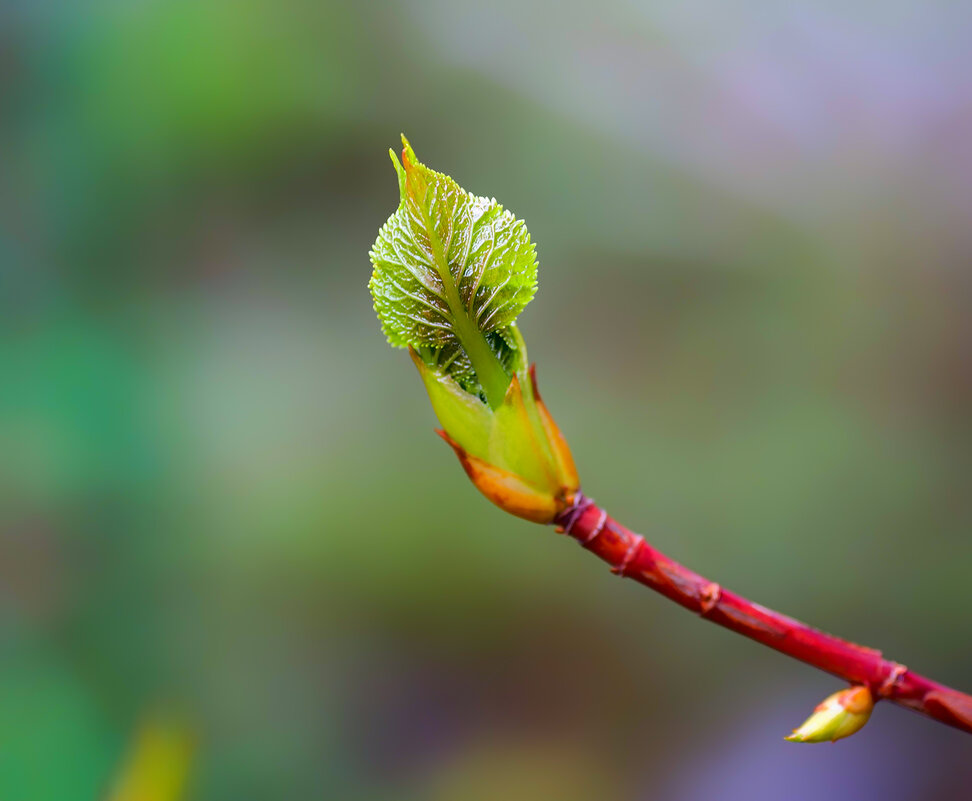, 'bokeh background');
2,1,971,799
